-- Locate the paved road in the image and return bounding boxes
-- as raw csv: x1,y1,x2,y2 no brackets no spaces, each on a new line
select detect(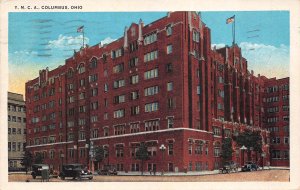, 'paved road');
9,169,289,182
